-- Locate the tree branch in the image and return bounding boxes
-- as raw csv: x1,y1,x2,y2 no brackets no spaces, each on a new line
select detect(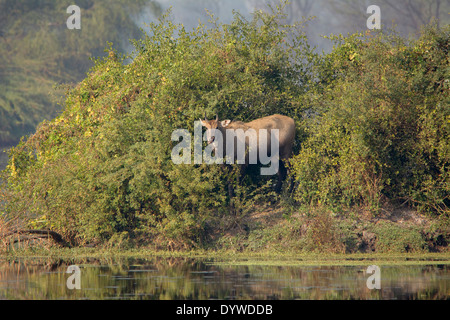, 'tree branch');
2,229,71,247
